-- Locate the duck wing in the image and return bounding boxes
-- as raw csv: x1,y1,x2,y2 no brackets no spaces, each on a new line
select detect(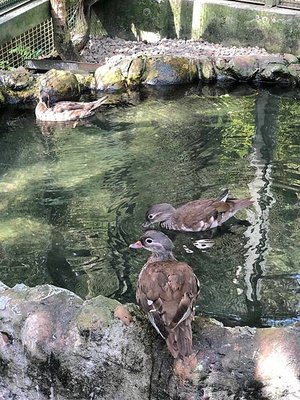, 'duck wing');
136,261,199,358
51,96,108,113
169,196,253,231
